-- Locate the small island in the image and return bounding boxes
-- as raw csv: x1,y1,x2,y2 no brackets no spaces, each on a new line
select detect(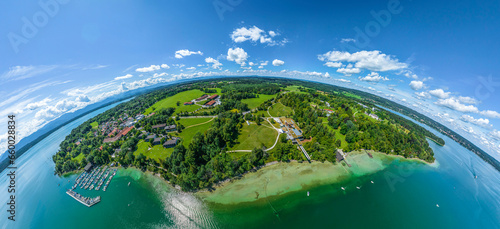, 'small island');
53,78,444,194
